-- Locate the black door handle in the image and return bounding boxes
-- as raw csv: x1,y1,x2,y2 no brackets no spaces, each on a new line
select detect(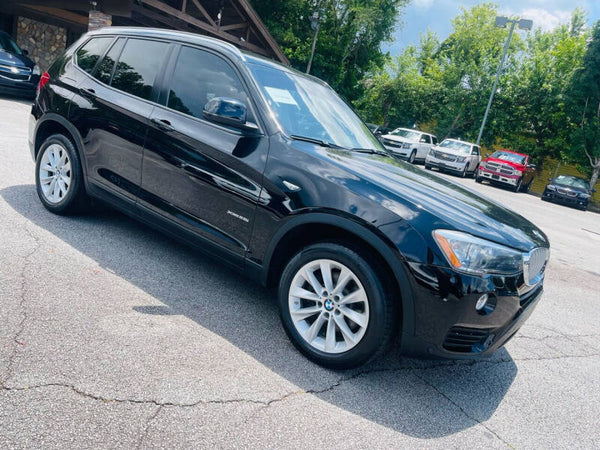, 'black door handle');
151,118,175,132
